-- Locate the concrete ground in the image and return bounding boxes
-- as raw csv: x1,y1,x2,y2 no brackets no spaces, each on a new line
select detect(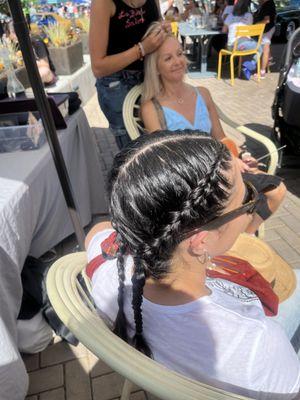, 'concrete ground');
23,59,300,400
